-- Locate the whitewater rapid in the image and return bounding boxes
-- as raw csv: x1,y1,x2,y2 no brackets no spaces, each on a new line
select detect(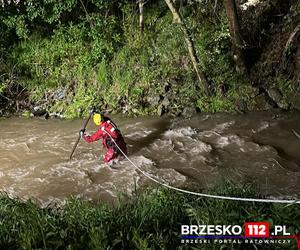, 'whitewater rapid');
0,111,300,205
